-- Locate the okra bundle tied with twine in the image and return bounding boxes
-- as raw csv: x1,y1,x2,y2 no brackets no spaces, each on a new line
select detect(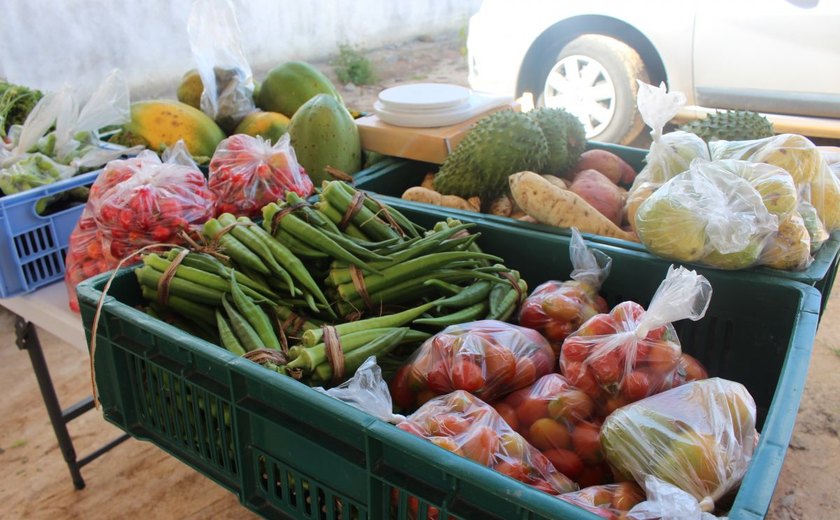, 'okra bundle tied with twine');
133,180,528,387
